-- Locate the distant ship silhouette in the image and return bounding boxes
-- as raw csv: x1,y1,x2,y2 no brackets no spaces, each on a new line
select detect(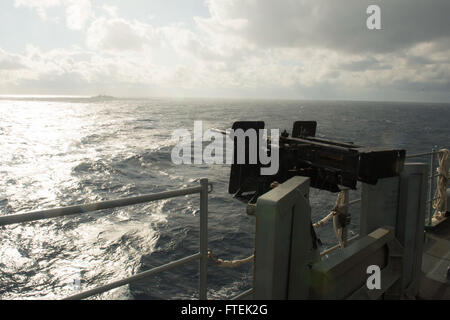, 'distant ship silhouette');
89,94,116,100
